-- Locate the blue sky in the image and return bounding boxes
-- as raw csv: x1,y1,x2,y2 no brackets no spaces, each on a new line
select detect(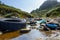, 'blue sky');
0,0,60,13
